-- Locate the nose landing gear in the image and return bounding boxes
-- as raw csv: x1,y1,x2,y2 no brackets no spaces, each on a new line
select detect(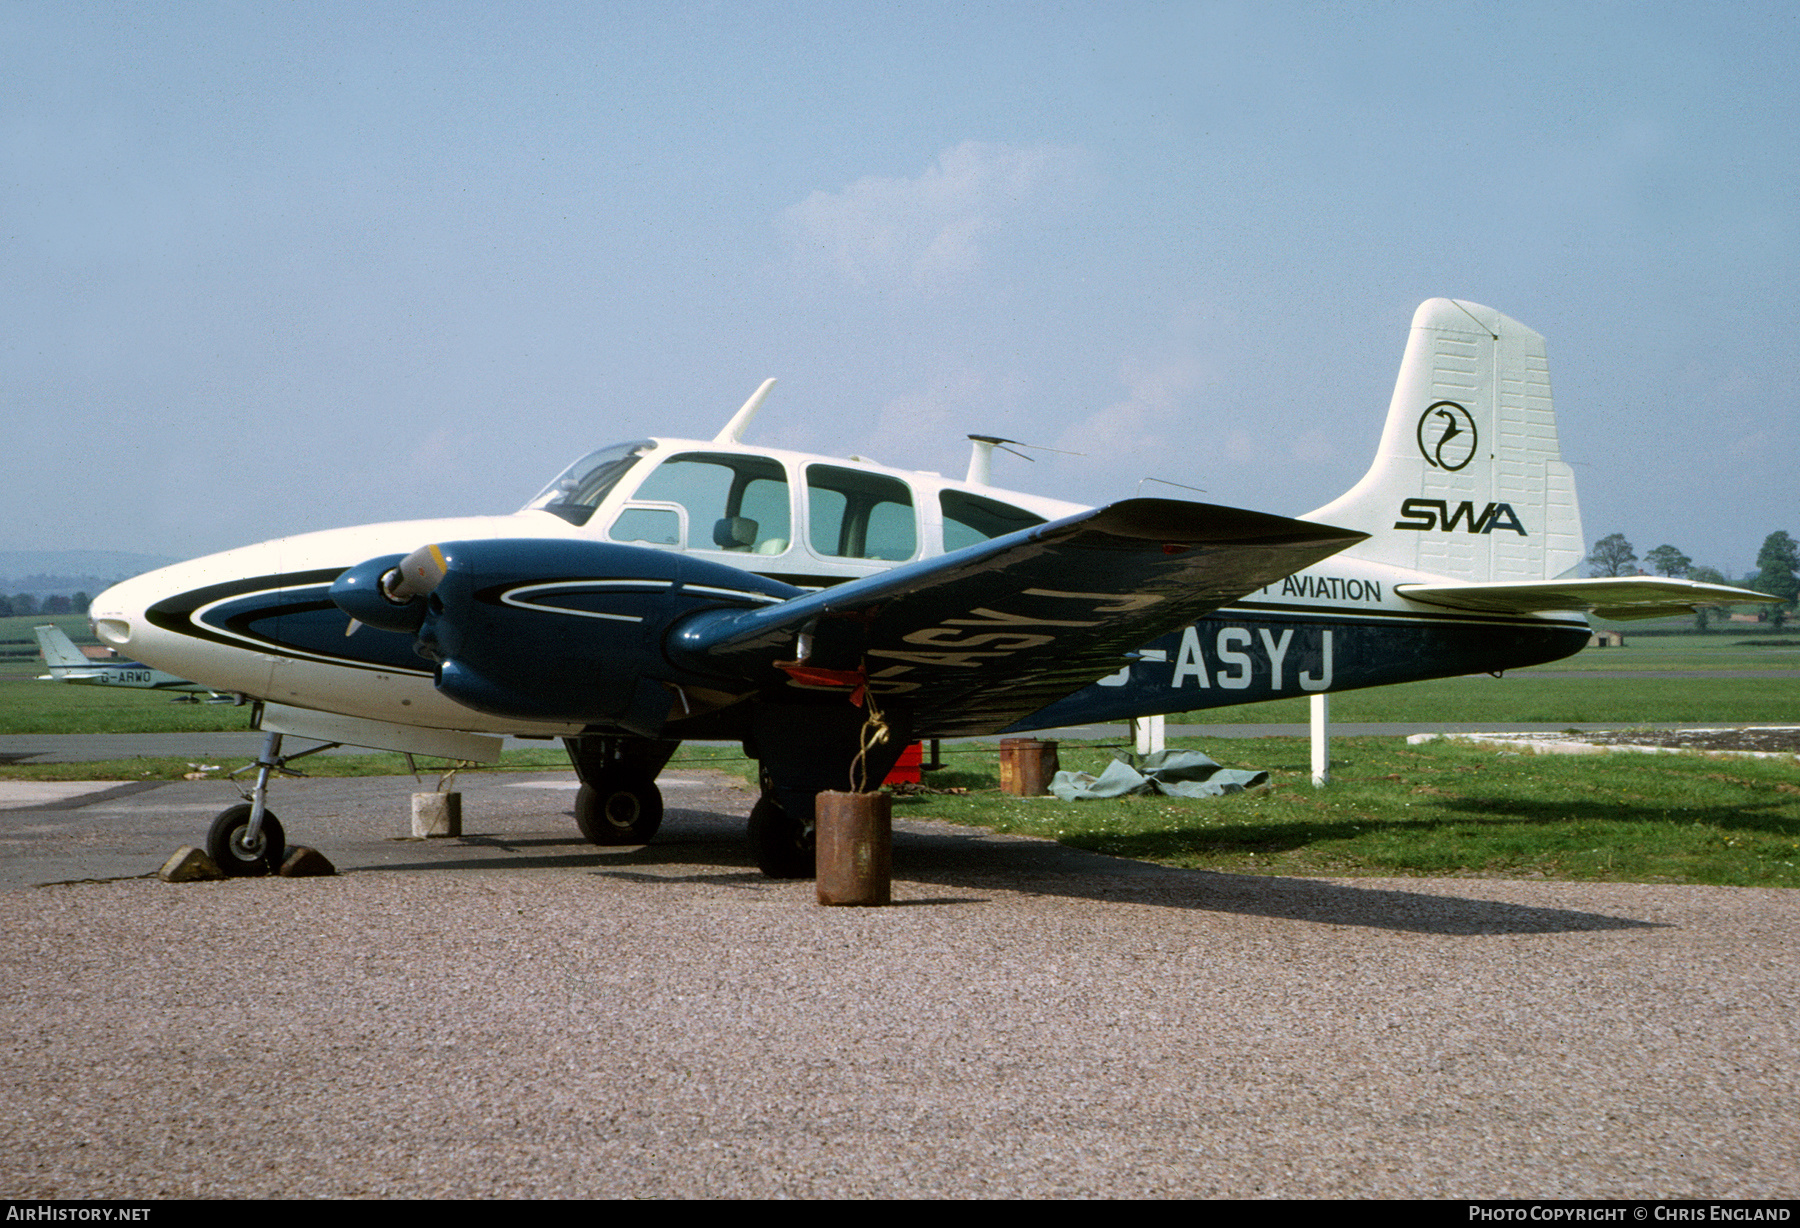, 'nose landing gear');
206,731,341,876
